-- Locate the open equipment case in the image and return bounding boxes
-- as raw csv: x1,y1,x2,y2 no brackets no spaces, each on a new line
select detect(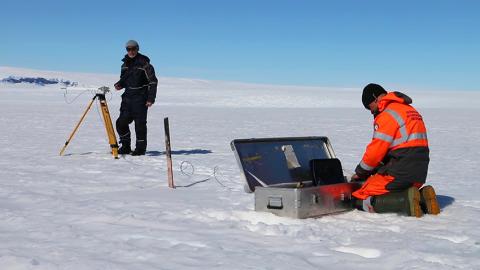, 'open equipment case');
231,136,362,219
